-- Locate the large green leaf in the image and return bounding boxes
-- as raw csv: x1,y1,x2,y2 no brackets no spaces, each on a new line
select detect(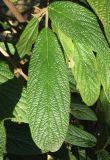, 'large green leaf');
49,1,110,103
84,0,110,102
27,28,70,152
71,103,97,121
66,125,97,147
87,0,110,44
16,17,38,58
56,30,100,105
49,1,108,52
0,122,6,160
